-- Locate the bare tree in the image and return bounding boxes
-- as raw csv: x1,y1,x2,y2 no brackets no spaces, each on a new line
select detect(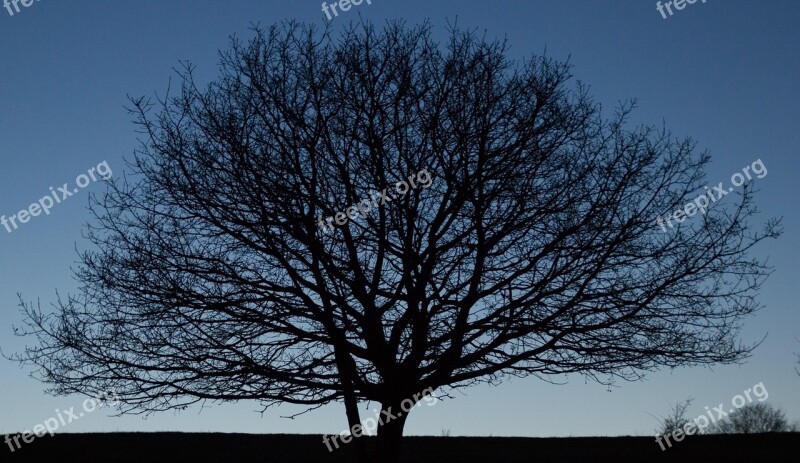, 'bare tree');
654,398,693,437
795,339,800,376
11,21,780,461
709,403,798,434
